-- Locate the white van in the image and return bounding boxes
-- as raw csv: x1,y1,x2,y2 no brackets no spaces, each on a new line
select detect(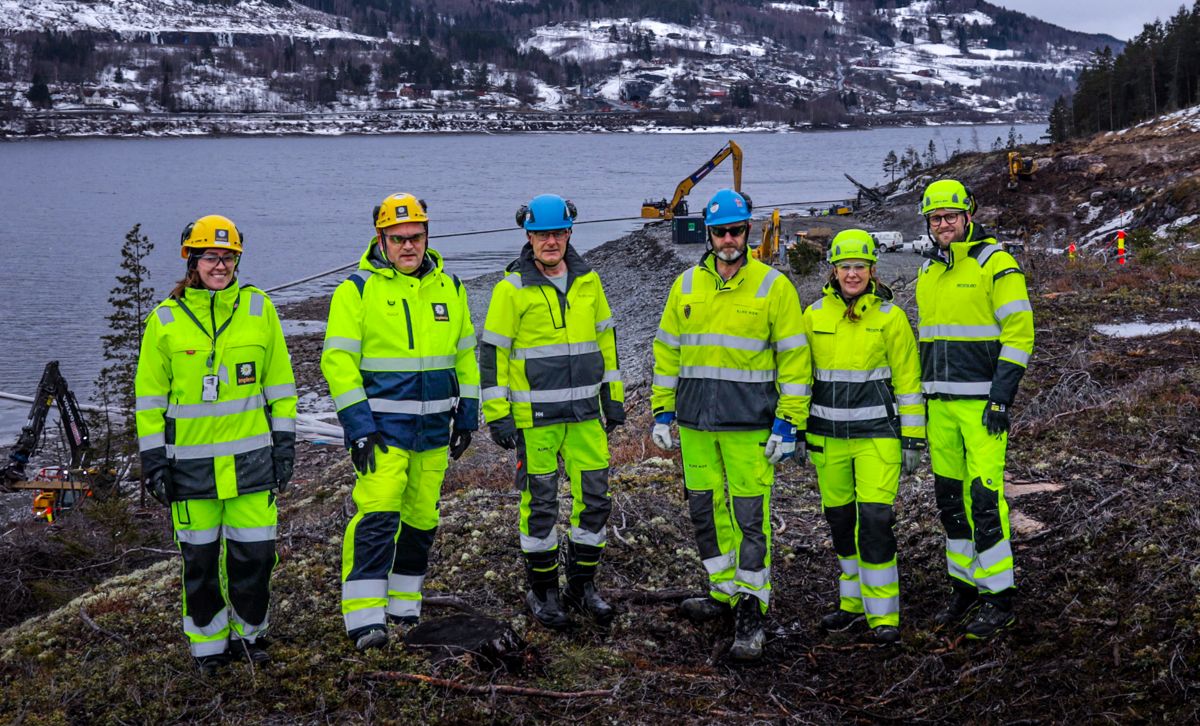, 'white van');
910,236,933,254
871,231,905,252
